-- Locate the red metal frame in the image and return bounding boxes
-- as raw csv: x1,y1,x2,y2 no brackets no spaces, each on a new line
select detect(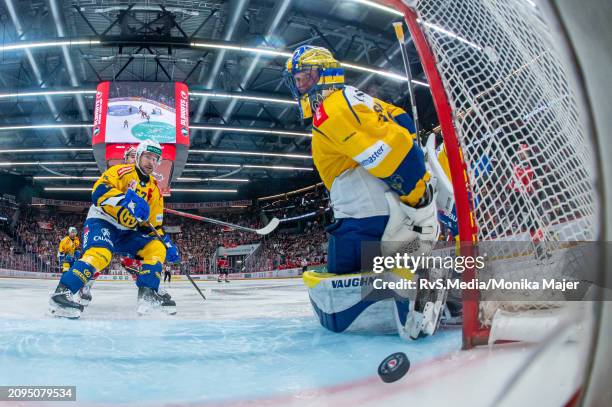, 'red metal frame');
383,0,487,348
